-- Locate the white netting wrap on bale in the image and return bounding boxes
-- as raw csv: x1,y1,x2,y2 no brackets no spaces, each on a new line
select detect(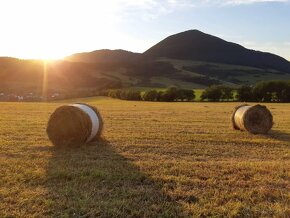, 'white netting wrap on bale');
46,103,103,147
232,104,273,134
